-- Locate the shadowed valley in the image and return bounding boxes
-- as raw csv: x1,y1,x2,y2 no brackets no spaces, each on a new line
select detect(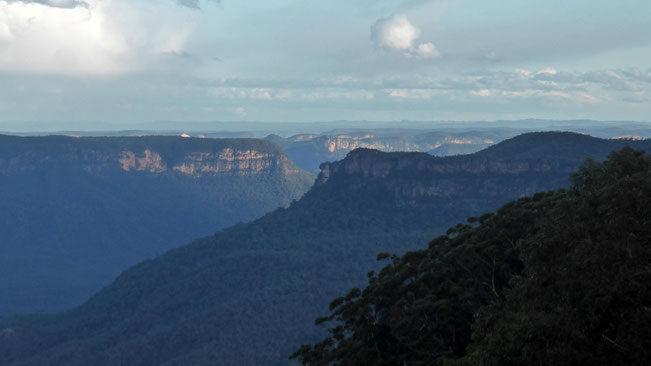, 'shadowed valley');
0,135,313,316
1,132,650,365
